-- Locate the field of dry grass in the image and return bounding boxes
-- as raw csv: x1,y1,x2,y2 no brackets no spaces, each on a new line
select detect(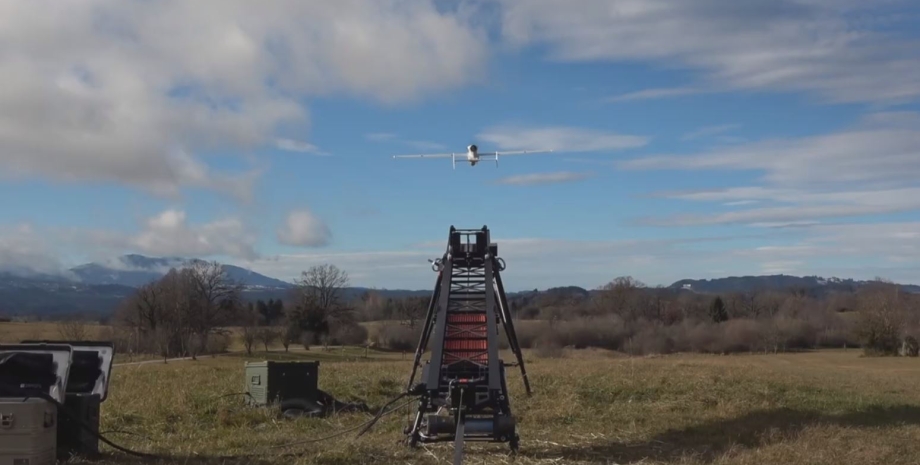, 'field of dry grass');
0,321,111,341
41,347,917,465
